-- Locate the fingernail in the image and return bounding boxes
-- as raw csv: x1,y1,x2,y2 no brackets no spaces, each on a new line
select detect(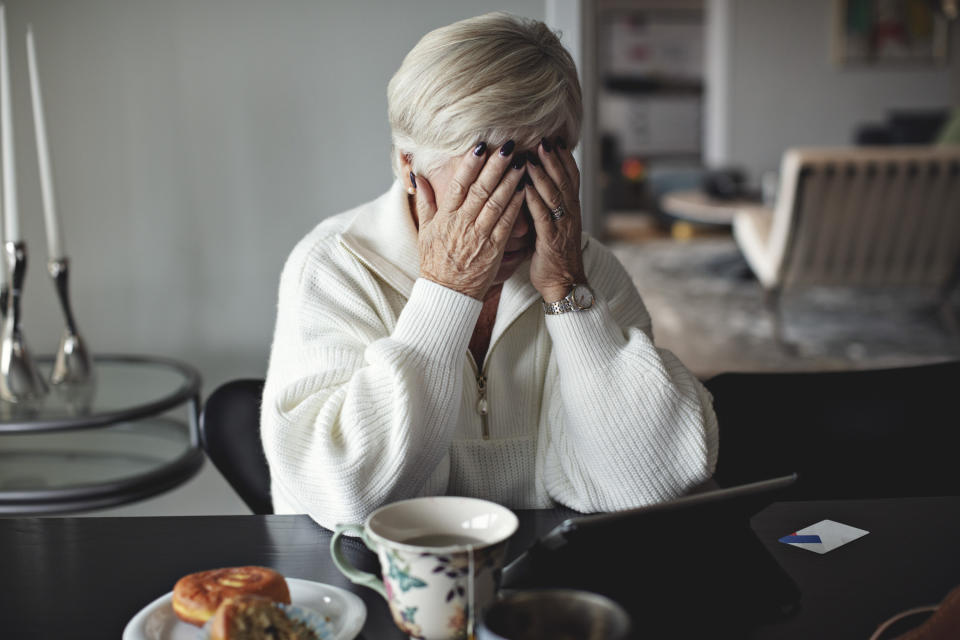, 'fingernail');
500,140,515,156
556,137,567,150
409,172,417,190
541,137,552,153
512,154,526,170
527,151,541,167
474,142,487,156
